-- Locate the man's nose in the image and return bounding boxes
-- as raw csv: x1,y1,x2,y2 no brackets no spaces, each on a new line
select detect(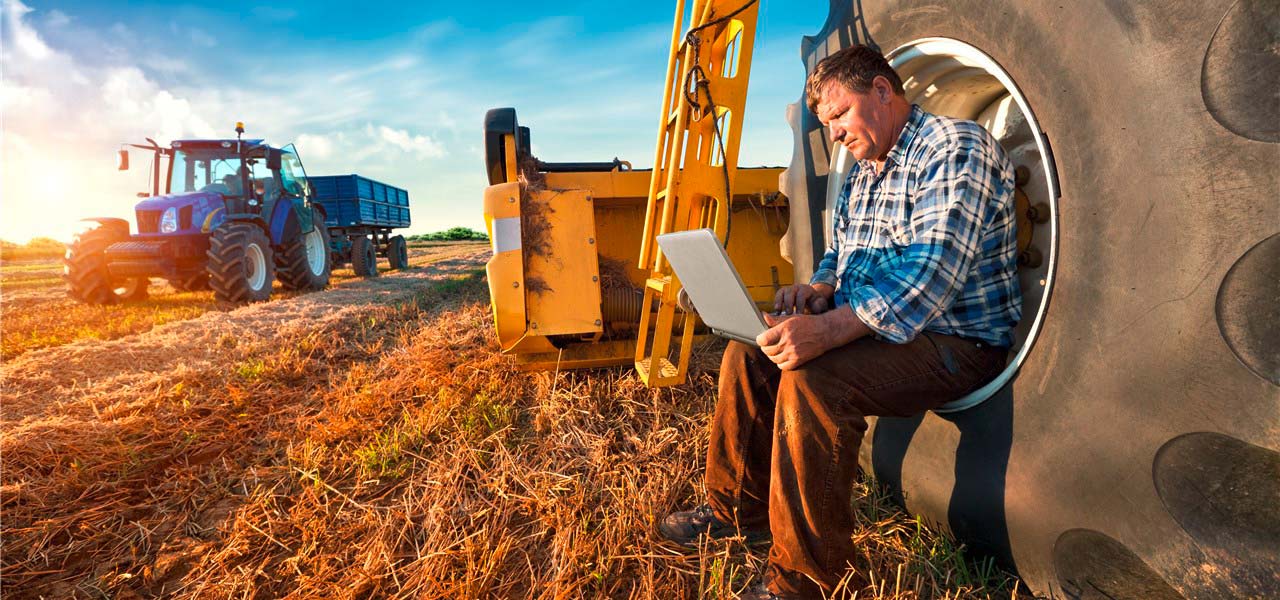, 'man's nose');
829,125,845,143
